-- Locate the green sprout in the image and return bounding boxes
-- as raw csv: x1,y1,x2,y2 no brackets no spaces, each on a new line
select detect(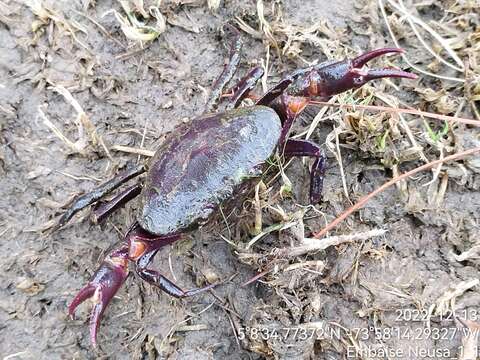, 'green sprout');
376,129,389,151
424,120,449,143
